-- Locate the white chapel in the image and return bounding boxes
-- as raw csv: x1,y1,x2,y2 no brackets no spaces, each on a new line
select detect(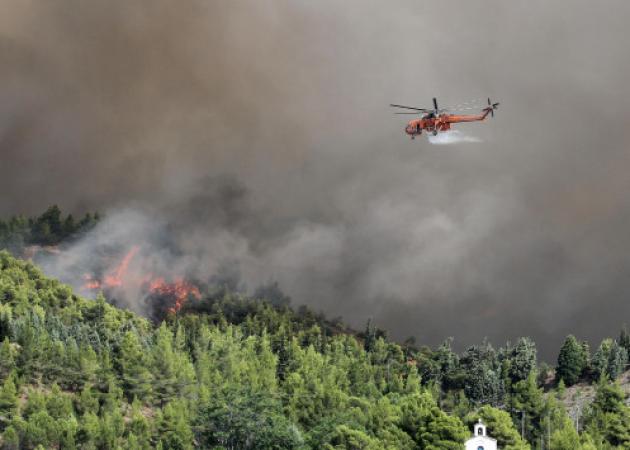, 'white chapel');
465,419,497,450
